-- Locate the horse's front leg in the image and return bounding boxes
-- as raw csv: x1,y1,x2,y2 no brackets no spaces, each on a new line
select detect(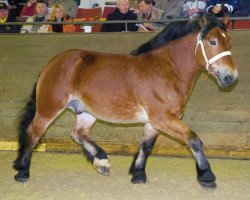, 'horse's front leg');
151,113,216,189
129,123,159,183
